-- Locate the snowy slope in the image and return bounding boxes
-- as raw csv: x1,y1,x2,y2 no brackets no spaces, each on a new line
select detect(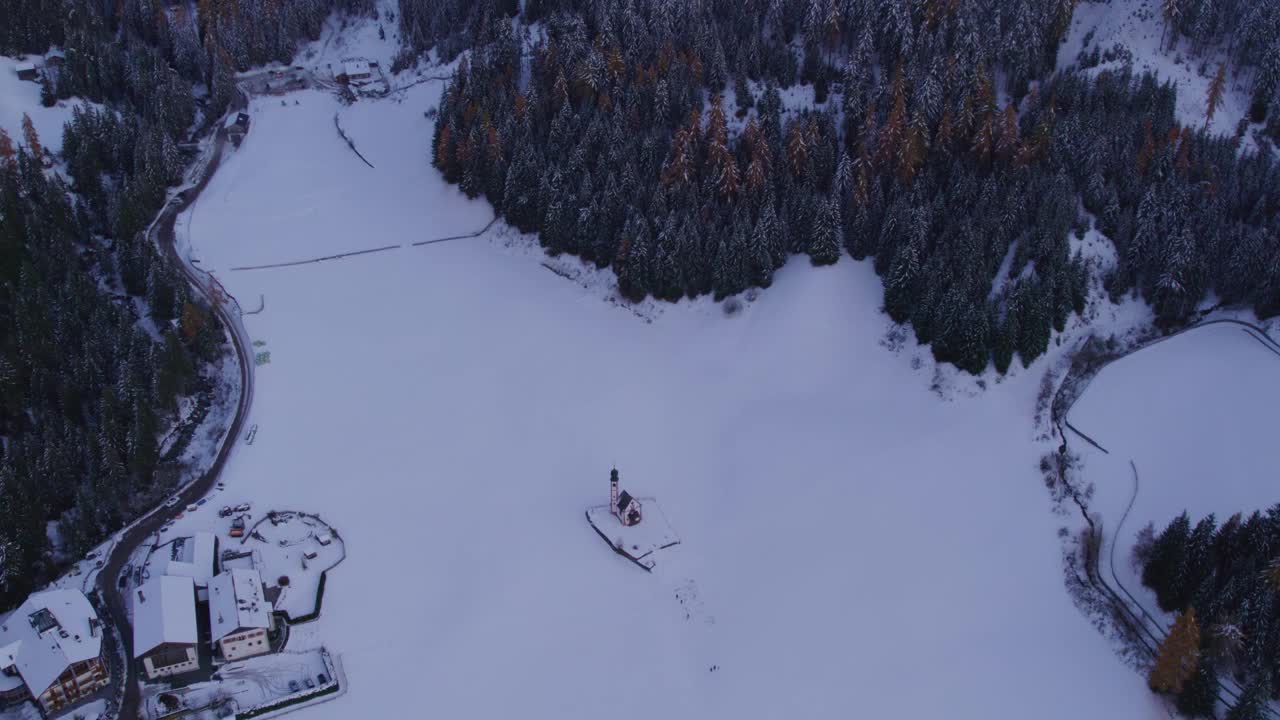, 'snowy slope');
180,76,1169,718
1059,0,1252,138
0,55,96,154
